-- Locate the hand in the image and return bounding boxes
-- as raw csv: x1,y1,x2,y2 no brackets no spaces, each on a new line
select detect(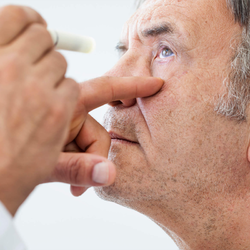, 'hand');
0,5,79,216
48,76,164,196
